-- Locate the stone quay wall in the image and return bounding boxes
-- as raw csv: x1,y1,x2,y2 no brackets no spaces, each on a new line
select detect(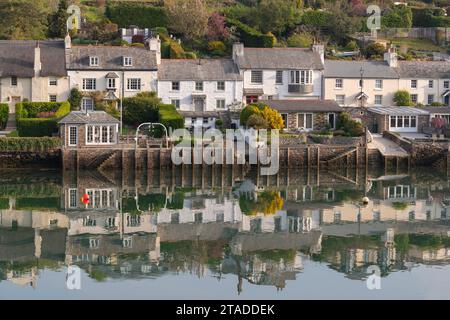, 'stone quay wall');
0,151,61,168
